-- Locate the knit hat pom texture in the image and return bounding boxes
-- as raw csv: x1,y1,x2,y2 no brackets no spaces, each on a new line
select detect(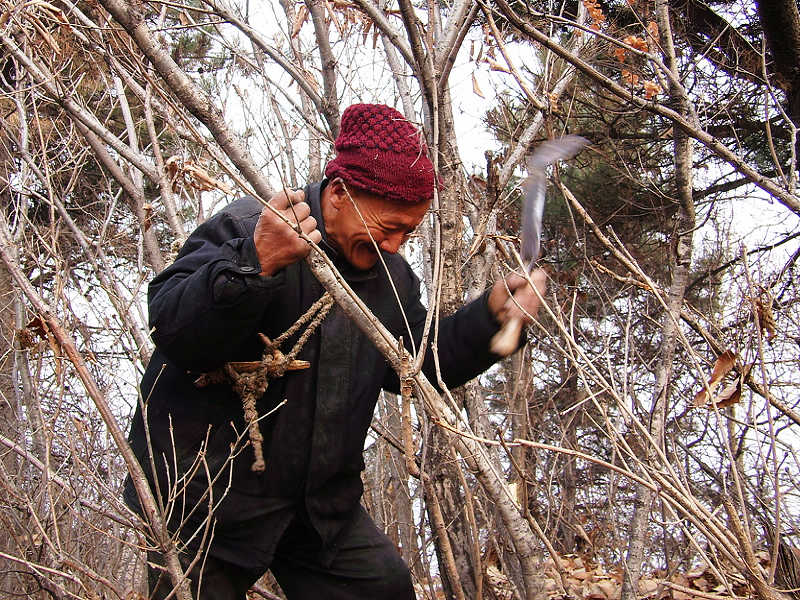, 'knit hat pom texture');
325,104,435,204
